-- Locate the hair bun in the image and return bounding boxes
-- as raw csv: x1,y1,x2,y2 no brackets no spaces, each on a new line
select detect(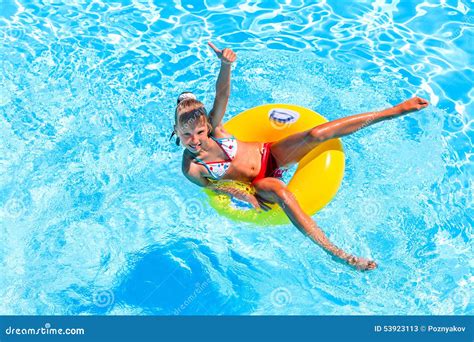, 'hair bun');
177,92,197,104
